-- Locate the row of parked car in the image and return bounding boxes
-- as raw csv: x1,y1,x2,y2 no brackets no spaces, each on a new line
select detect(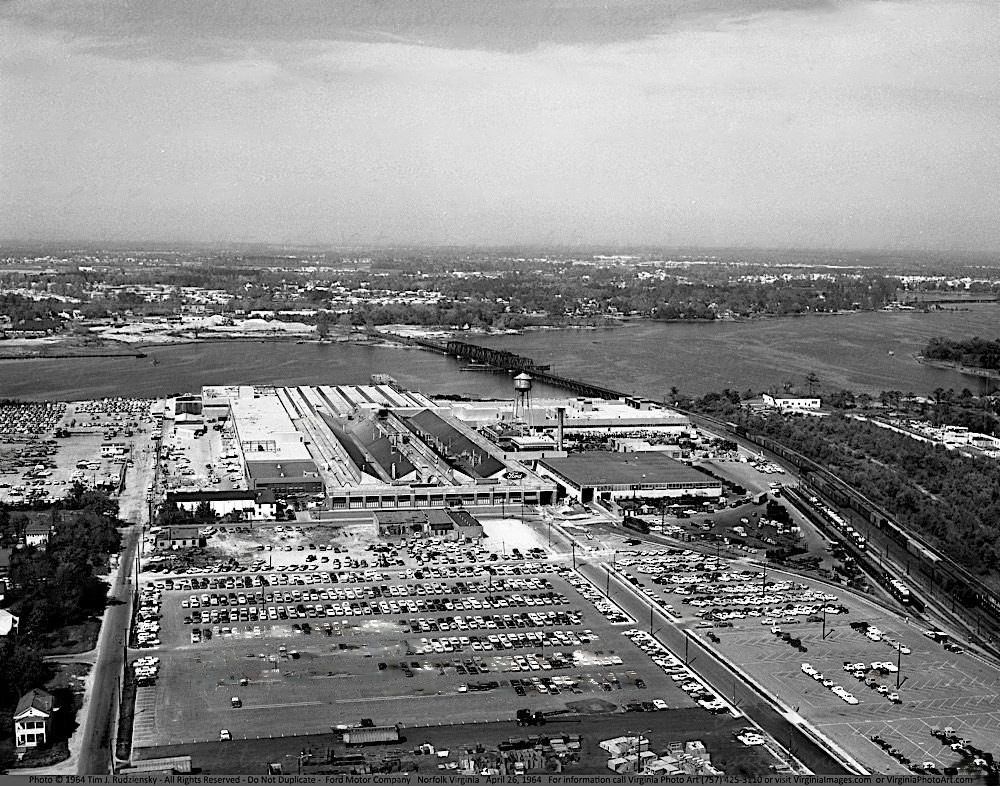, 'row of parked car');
413,628,597,655
135,586,162,648
404,610,583,634
181,585,567,612
800,662,862,705
564,574,630,624
623,629,729,714
132,655,160,686
840,661,903,703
